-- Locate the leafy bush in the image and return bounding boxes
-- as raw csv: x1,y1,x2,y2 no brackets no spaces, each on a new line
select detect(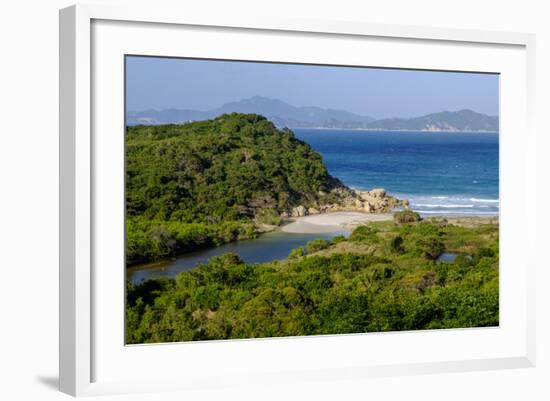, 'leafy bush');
349,225,378,242
390,235,405,254
126,217,257,264
331,235,347,245
393,210,421,225
306,239,331,254
288,247,305,259
255,208,282,226
415,236,445,260
476,247,495,258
